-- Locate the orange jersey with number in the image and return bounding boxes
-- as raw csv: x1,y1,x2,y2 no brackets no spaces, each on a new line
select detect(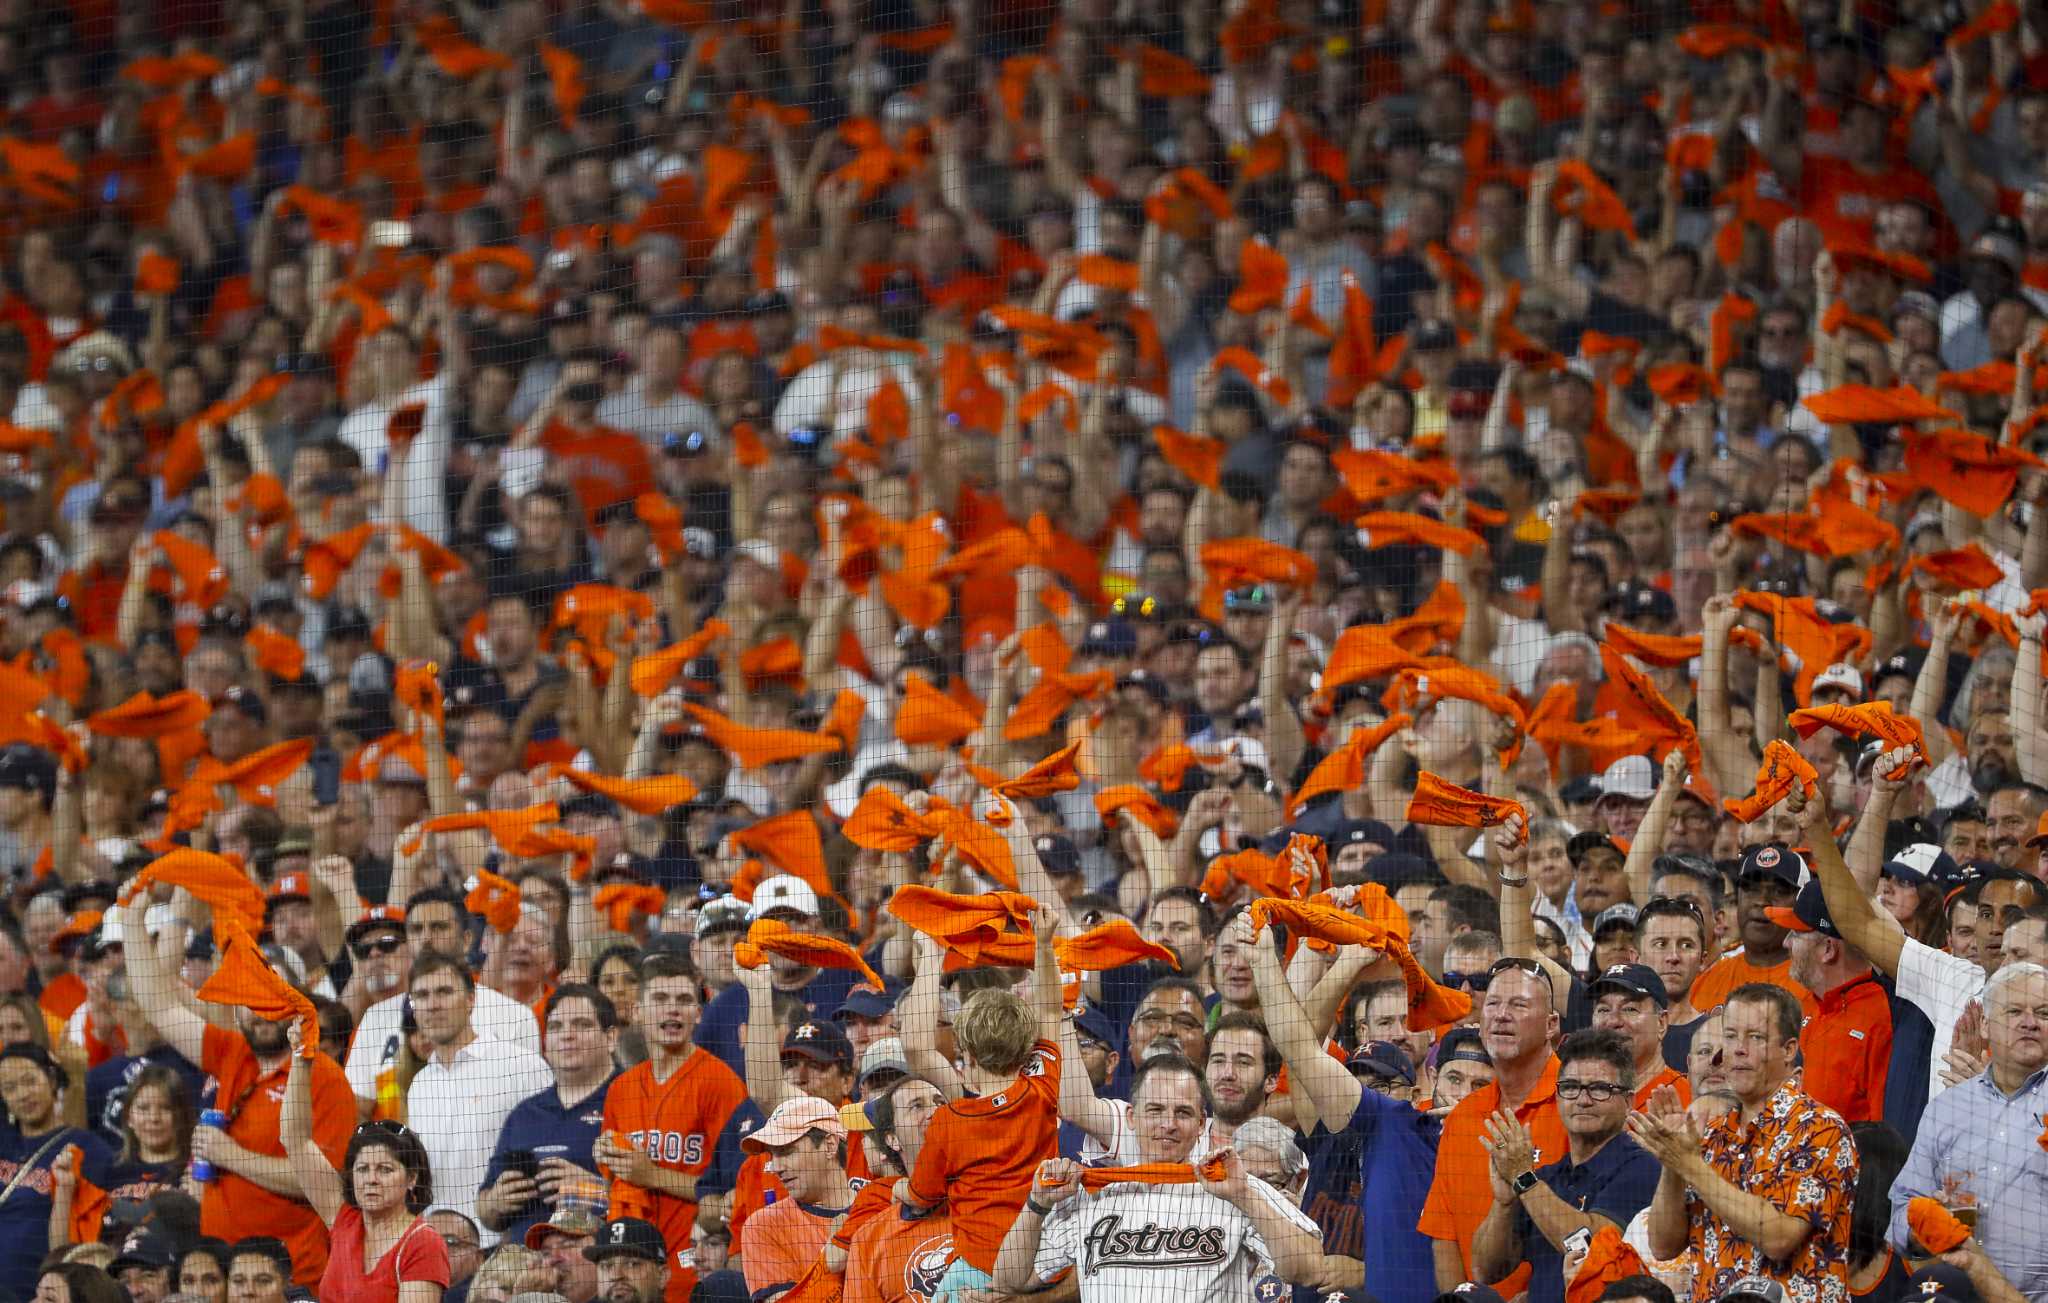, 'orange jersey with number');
600,1049,758,1303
